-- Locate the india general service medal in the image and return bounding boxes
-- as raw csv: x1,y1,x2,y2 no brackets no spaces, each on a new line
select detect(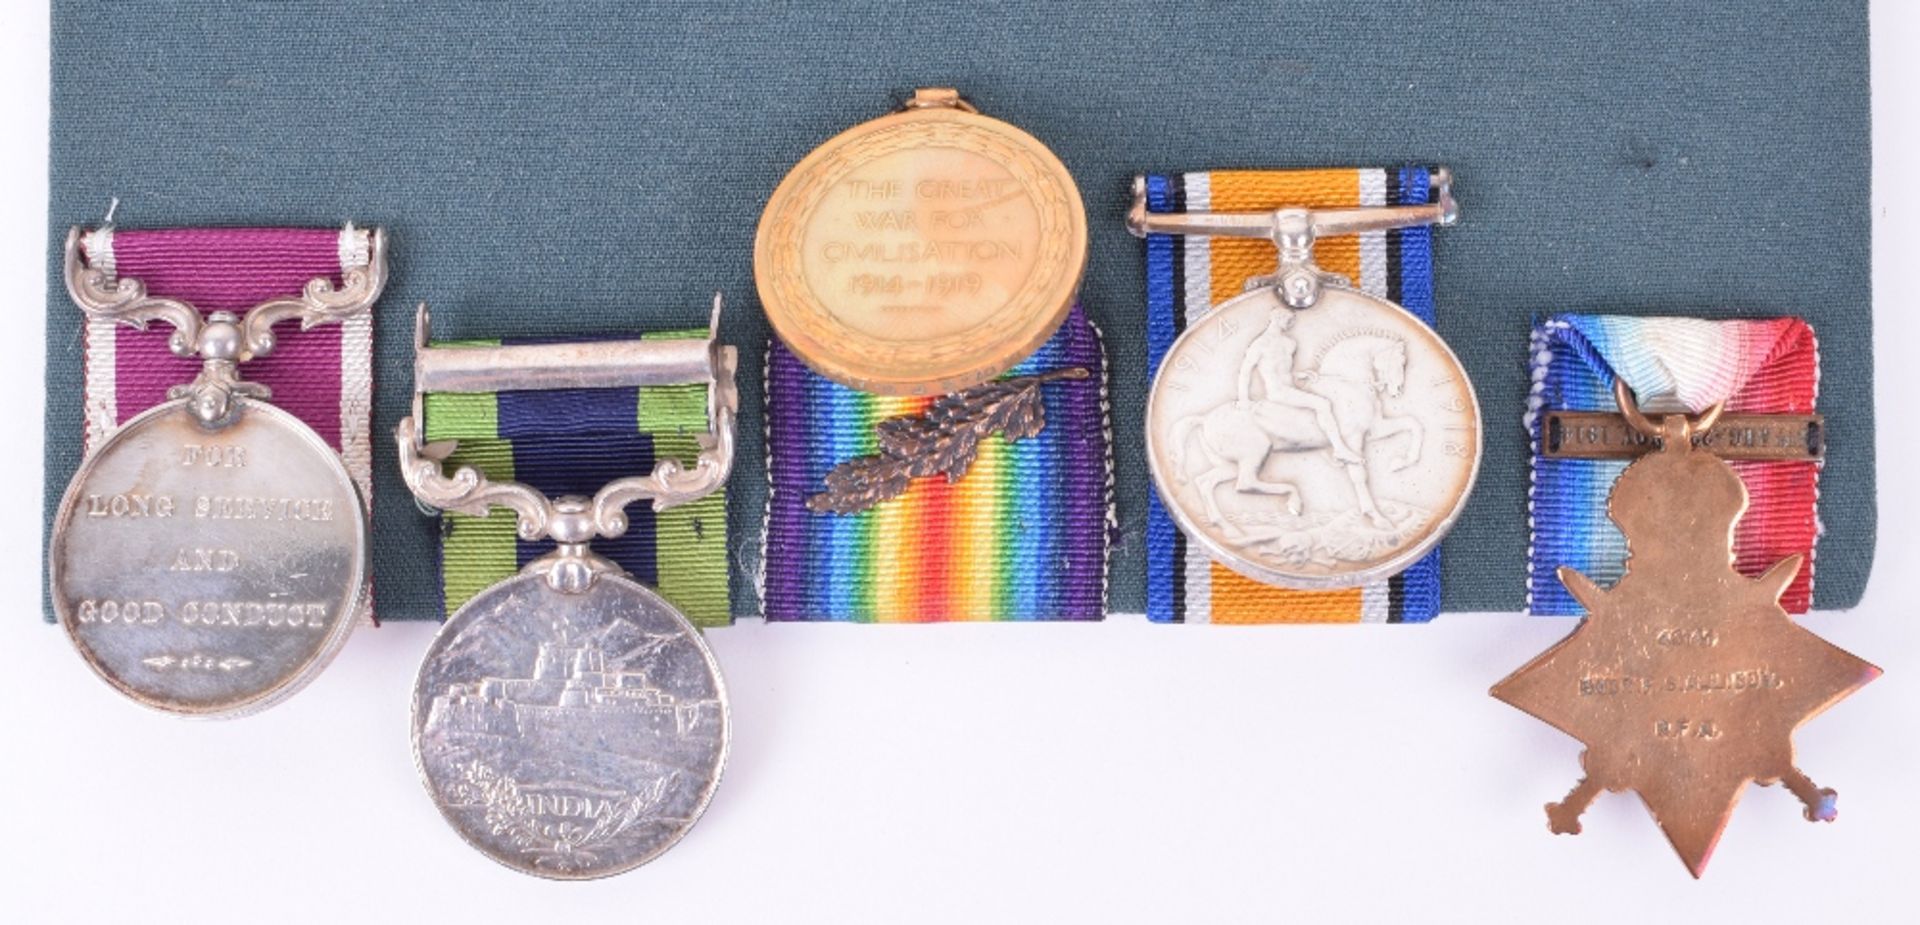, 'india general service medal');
1132,175,1479,590
49,226,386,717
755,87,1087,396
1494,382,1878,876
398,300,737,878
